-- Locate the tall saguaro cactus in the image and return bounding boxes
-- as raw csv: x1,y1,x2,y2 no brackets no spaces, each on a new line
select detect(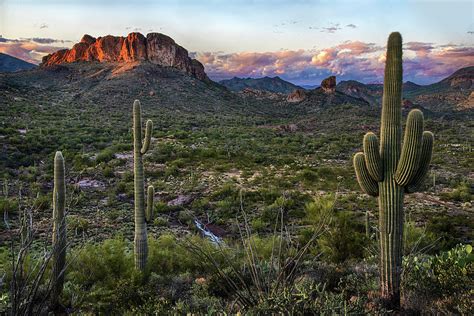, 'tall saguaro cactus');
133,100,154,270
51,151,67,306
353,32,434,308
